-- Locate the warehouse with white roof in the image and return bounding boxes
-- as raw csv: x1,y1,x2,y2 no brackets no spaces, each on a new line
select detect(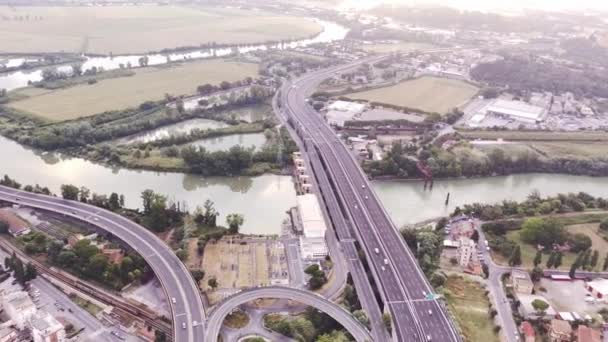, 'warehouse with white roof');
295,194,328,259
484,99,546,123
